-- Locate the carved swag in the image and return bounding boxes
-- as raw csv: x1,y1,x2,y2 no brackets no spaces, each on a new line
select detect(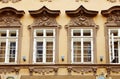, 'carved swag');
66,5,98,28
0,7,24,27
